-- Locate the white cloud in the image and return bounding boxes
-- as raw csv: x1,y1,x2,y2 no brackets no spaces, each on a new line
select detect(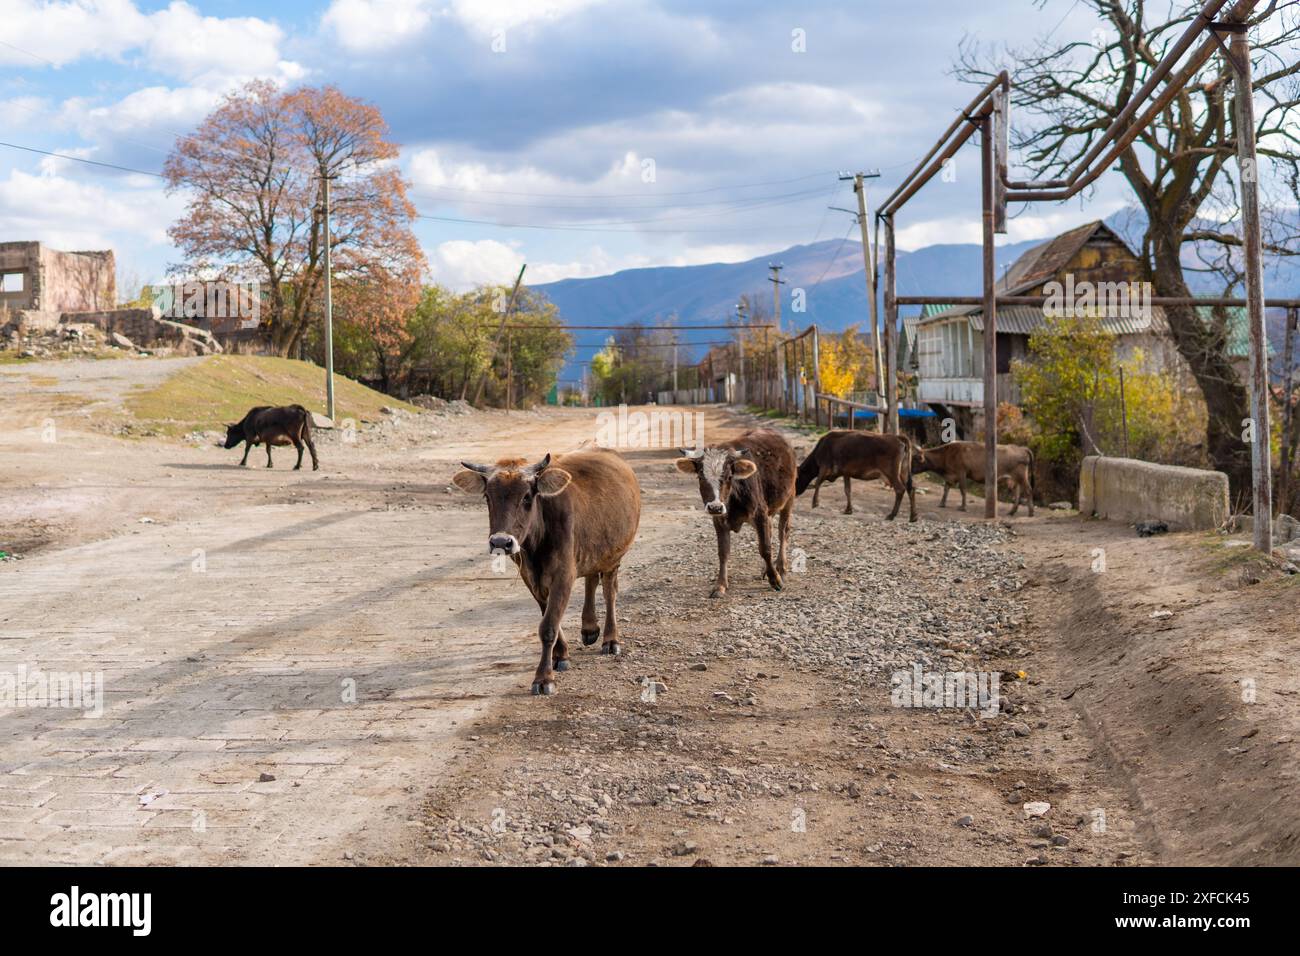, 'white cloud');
321,0,606,52
0,167,179,249
0,0,146,68
428,239,646,289
449,0,605,34
0,1,295,83
321,0,436,53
